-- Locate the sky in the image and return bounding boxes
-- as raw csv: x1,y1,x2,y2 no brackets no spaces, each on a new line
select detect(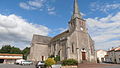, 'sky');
0,0,120,50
